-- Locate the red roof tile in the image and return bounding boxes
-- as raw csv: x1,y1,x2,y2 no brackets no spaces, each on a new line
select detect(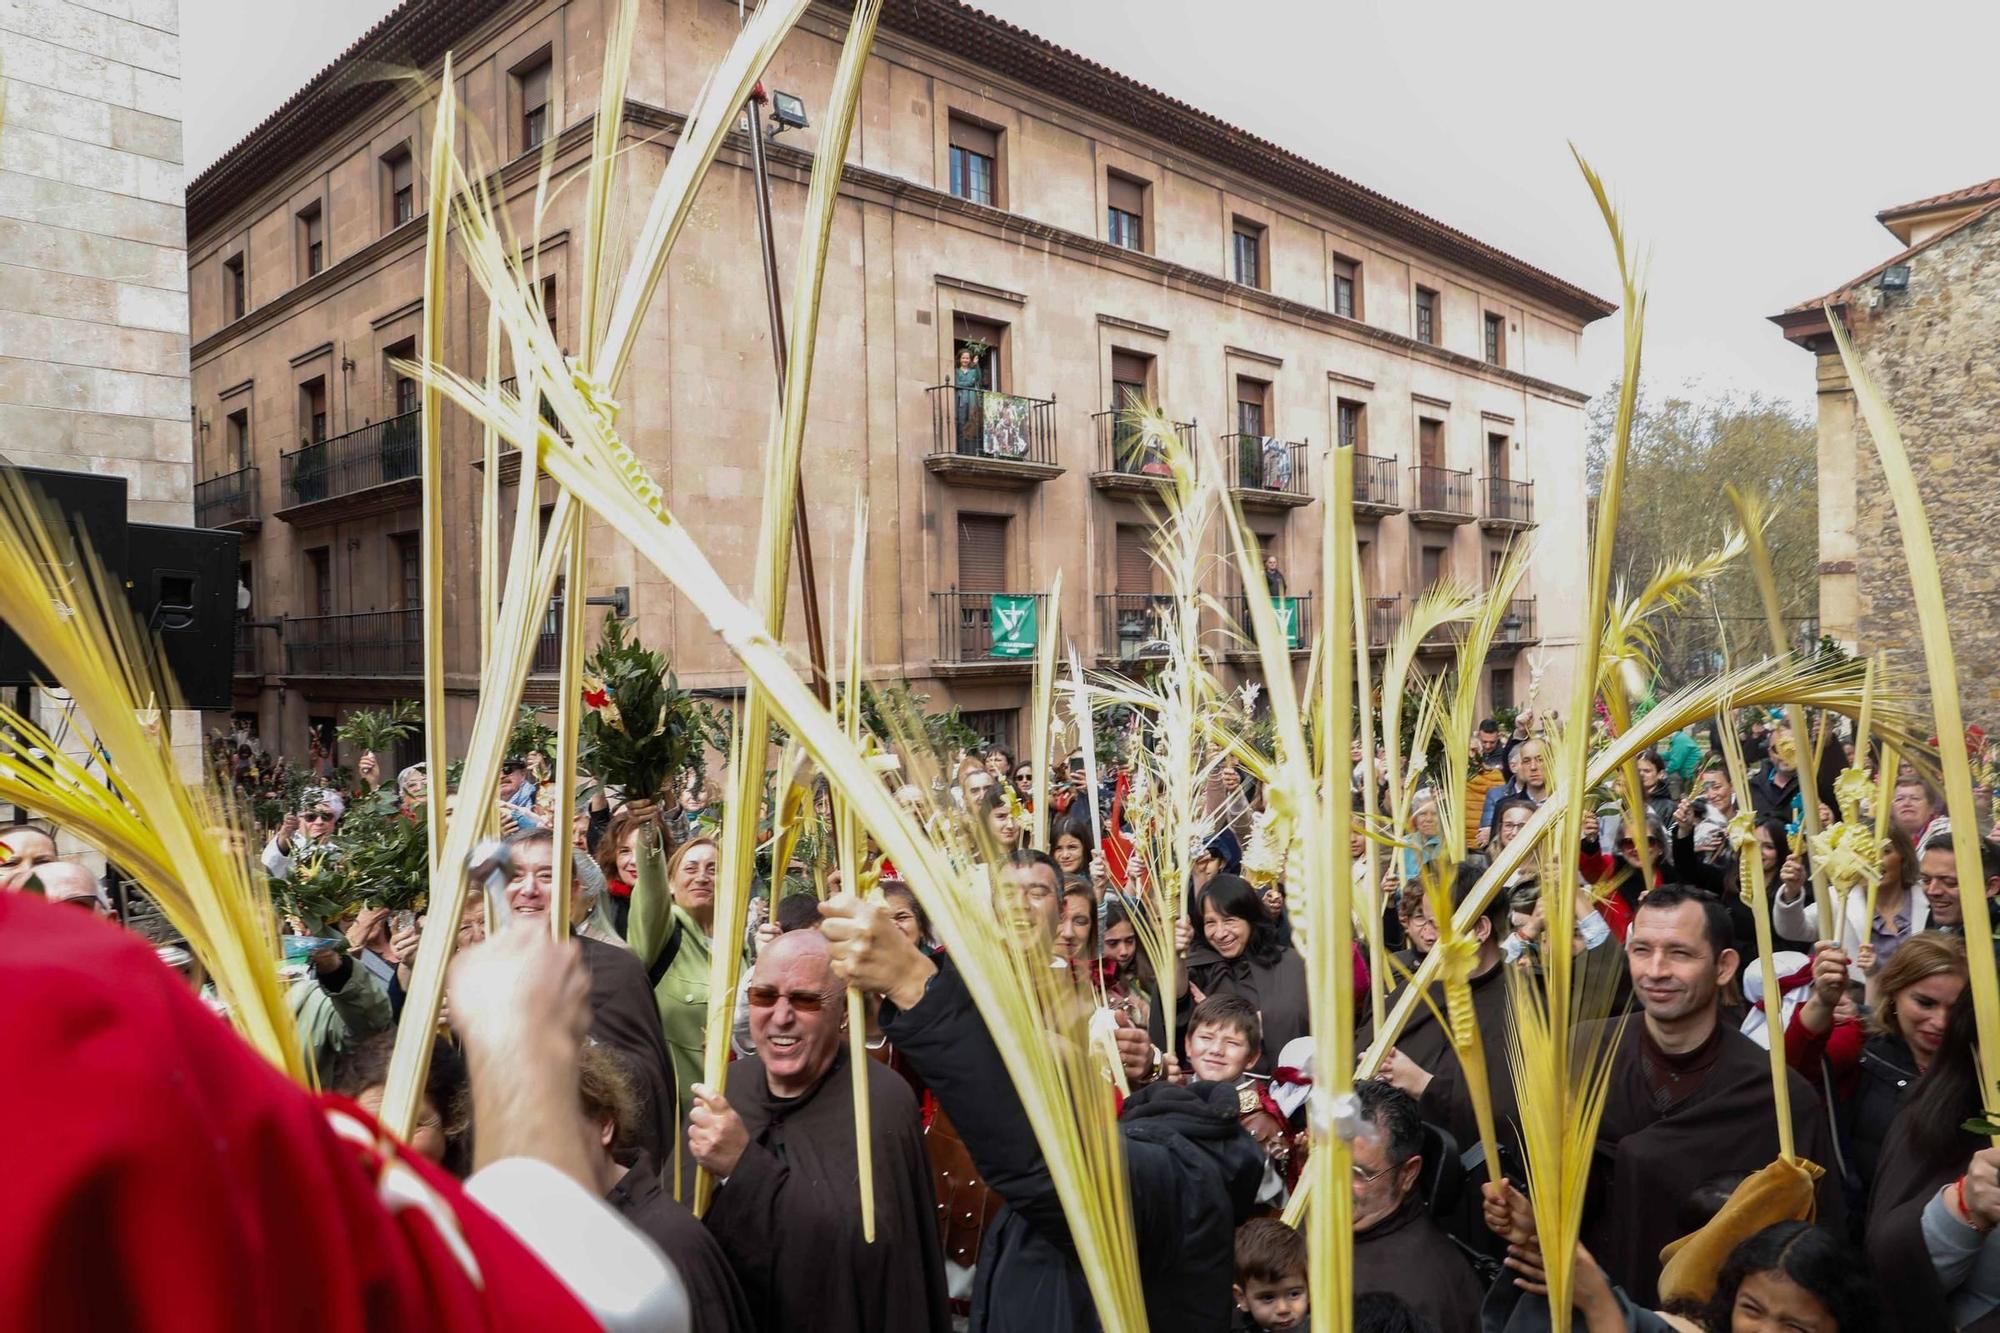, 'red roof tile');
1877,176,2000,225
1771,196,2000,334
187,0,1614,321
